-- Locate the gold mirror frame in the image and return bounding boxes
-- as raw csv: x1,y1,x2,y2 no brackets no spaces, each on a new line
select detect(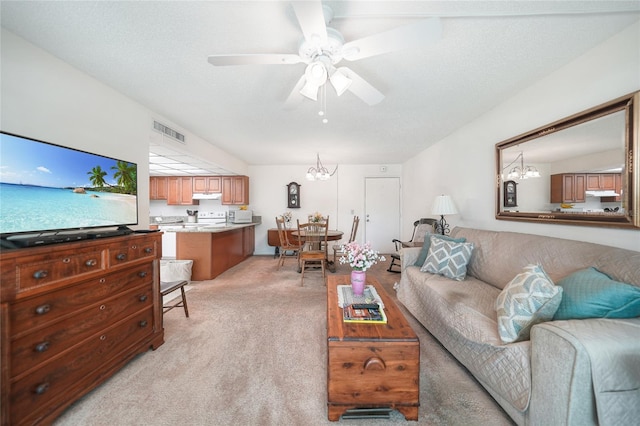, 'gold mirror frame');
495,91,639,229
